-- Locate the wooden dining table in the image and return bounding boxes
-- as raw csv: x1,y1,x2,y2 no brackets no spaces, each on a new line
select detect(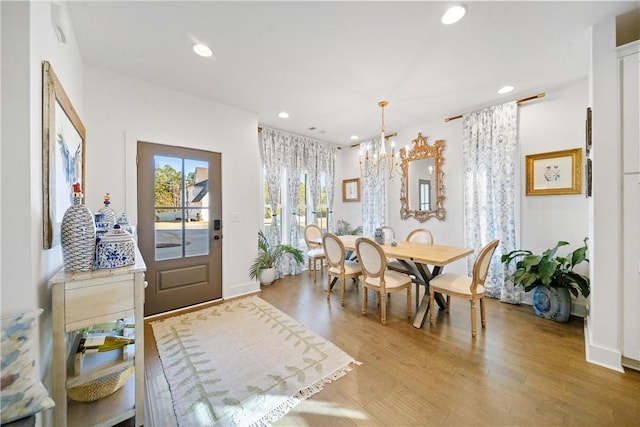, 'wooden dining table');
317,235,474,328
